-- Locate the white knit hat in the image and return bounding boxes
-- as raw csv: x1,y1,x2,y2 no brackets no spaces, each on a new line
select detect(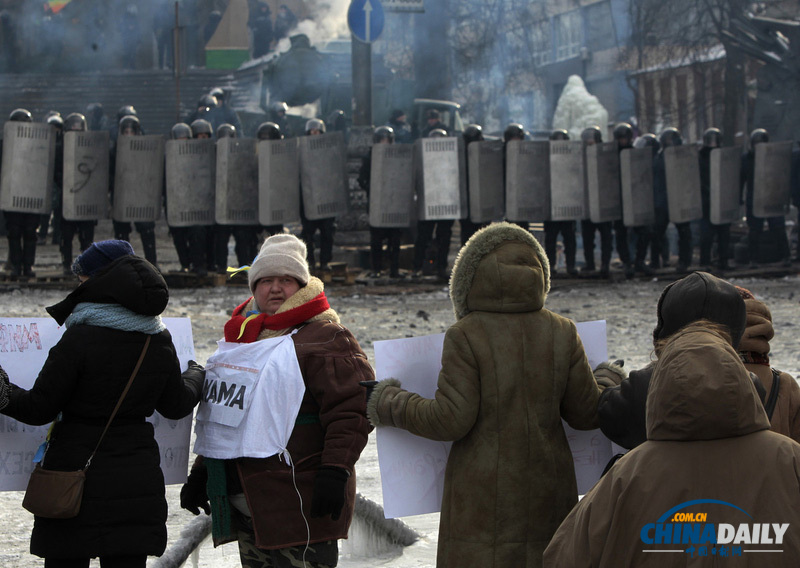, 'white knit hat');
248,234,310,293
